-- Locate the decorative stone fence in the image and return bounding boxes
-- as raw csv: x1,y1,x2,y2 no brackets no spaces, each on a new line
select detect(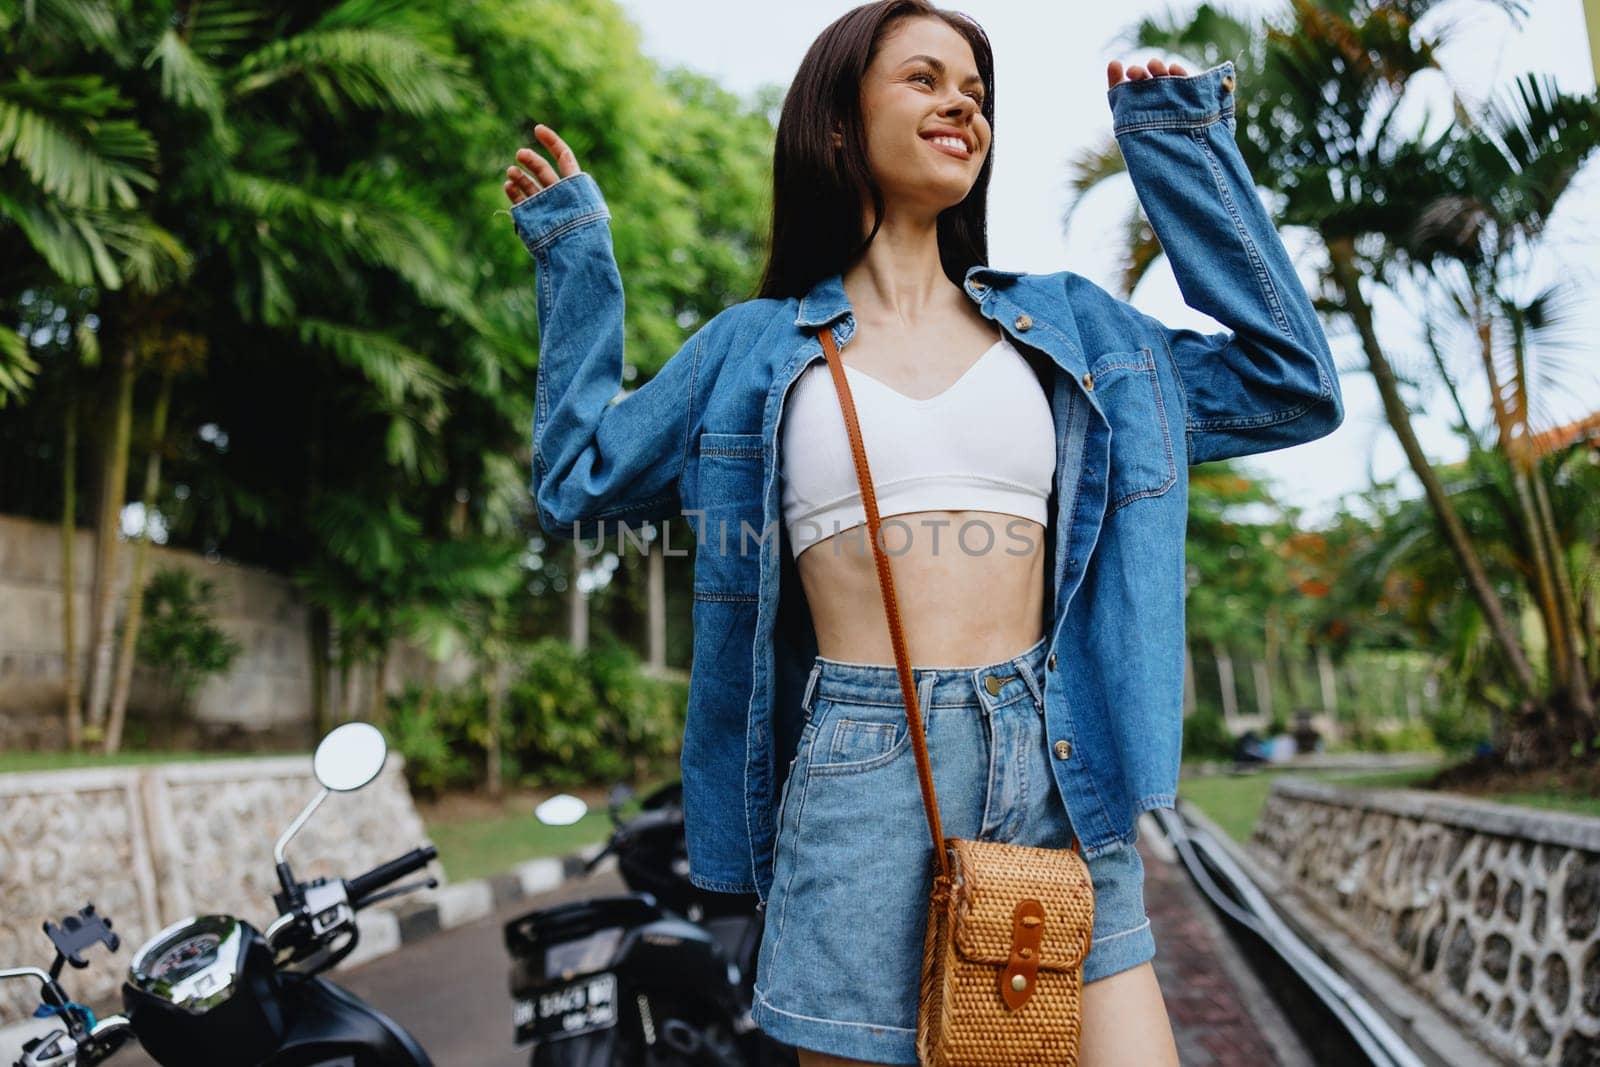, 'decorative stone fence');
0,754,441,1028
1251,777,1600,1066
